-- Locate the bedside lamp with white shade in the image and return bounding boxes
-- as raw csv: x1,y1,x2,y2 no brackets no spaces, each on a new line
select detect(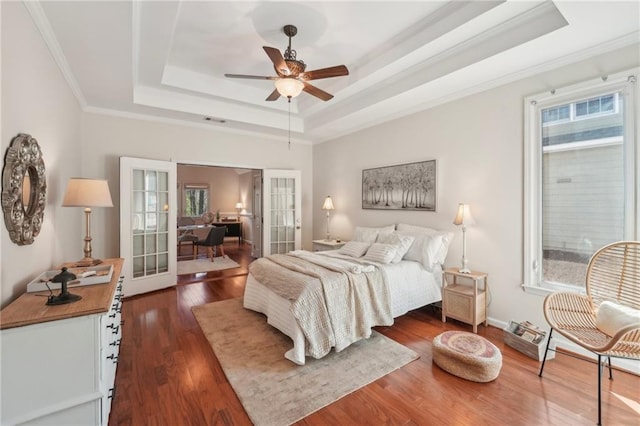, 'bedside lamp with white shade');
322,196,335,241
453,203,475,274
62,178,114,266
